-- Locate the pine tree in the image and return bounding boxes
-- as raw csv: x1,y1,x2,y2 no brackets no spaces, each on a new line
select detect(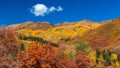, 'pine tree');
102,50,111,66
20,43,25,51
117,53,120,63
96,49,101,58
96,49,101,64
